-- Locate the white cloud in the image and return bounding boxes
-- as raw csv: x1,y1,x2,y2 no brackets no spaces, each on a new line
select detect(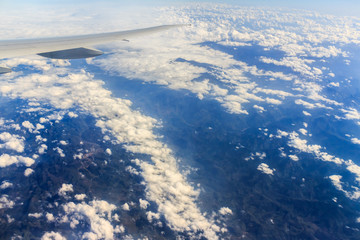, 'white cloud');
54,147,65,157
0,181,13,189
58,183,74,197
351,138,360,145
298,128,307,135
303,111,311,116
277,129,360,200
346,160,360,183
41,232,66,240
342,108,360,120
36,123,45,131
122,203,130,211
276,130,289,138
38,144,48,154
219,207,233,215
328,81,339,87
284,131,343,165
0,154,35,168
125,166,140,176
68,112,78,118
329,175,343,190
288,155,299,161
46,213,55,222
24,168,34,177
62,200,118,240
257,163,275,175
253,88,294,98
139,198,150,209
295,99,316,109
75,194,87,201
147,211,160,223
0,195,15,209
29,212,43,218
260,56,318,78
36,135,47,143
105,148,112,155
114,225,125,234
22,121,35,132
0,132,25,153
329,175,360,200
265,97,282,105
253,105,265,113
73,153,83,160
